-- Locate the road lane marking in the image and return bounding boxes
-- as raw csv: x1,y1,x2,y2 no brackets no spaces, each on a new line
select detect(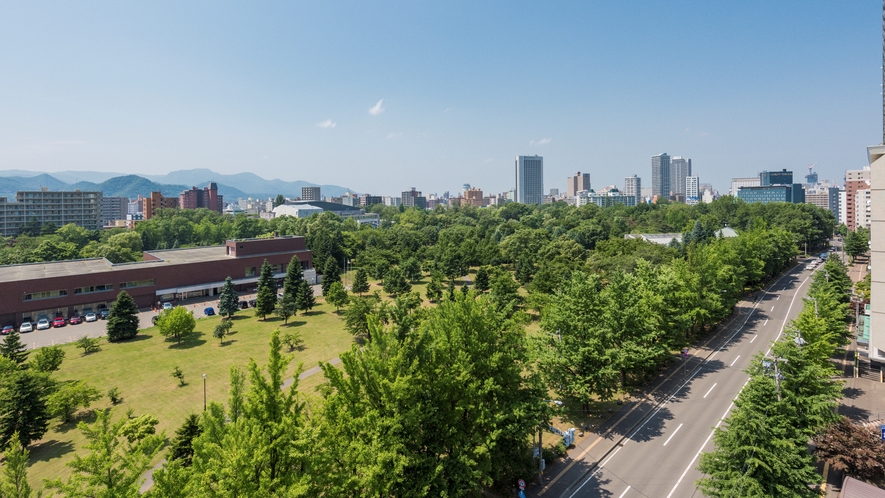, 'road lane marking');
771,306,774,312
763,319,768,326
666,400,737,498
617,486,631,498
777,295,780,300
703,383,717,398
663,423,683,446
730,355,740,367
567,447,622,498
750,334,757,343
